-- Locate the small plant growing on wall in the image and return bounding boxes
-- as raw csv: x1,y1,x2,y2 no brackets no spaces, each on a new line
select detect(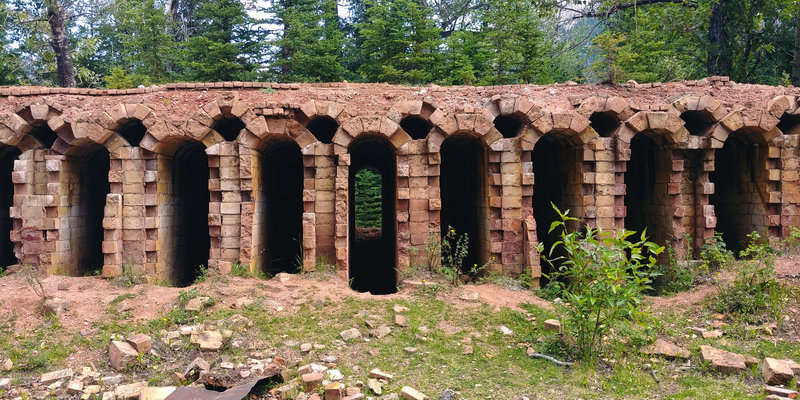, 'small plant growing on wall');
543,205,662,359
